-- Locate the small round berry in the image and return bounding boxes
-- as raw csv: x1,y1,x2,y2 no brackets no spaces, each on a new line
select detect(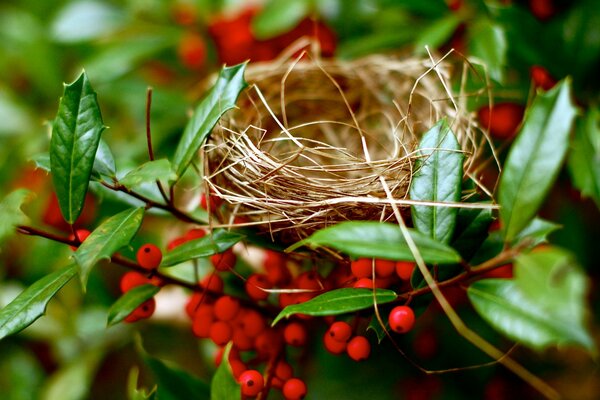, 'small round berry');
295,271,322,290
68,229,91,250
275,361,293,381
232,329,254,351
241,309,266,338
192,306,214,338
136,244,162,270
200,193,221,213
283,378,307,400
350,258,372,279
346,335,371,361
328,321,352,343
255,329,282,359
214,296,241,321
283,322,307,347
167,236,186,250
210,249,236,271
230,359,247,380
477,103,525,140
353,278,374,289
531,65,556,91
178,32,207,70
120,271,151,293
396,261,415,281
184,228,207,241
124,298,156,323
323,331,346,355
209,321,233,345
200,273,224,293
239,369,264,397
264,250,291,286
245,274,272,301
375,259,395,278
388,305,416,334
